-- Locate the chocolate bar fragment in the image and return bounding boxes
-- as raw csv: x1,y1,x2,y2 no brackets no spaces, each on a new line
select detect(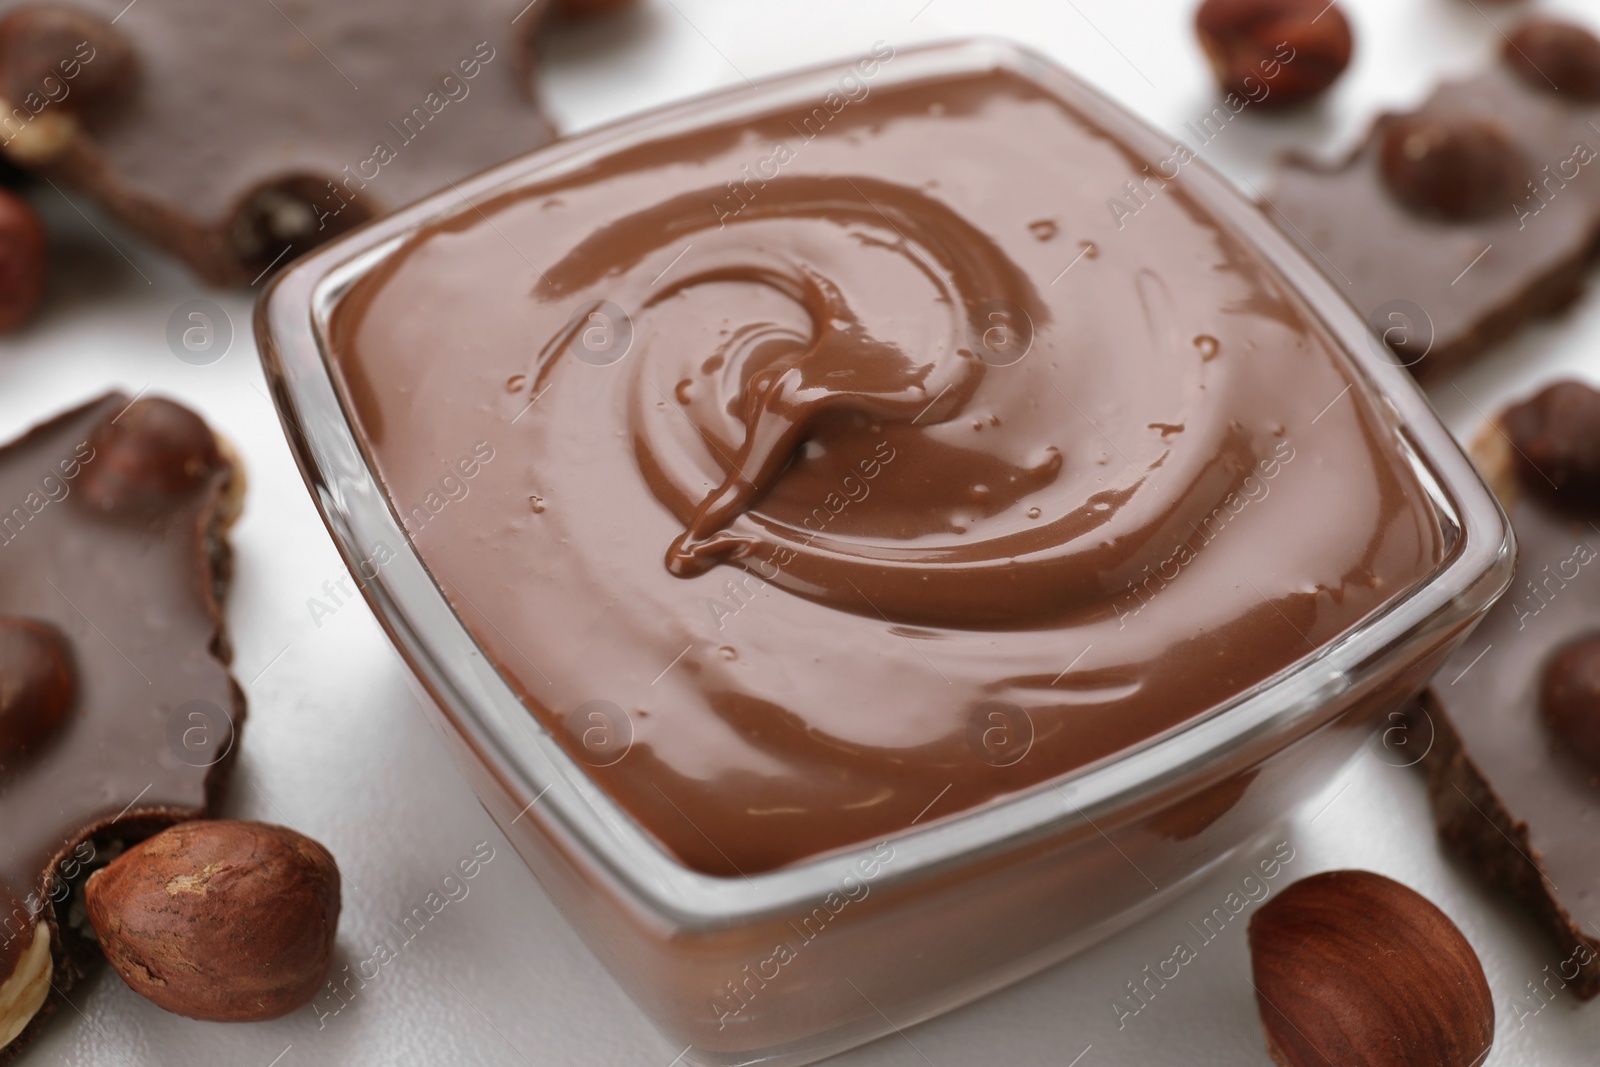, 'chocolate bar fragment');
1420,380,1600,1001
1266,17,1600,377
0,393,243,1059
0,0,558,284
